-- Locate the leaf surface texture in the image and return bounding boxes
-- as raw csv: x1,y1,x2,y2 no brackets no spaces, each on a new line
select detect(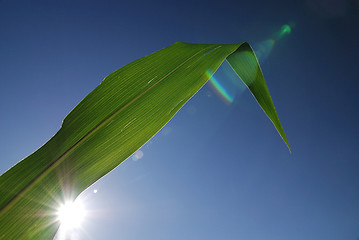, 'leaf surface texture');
0,42,289,239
